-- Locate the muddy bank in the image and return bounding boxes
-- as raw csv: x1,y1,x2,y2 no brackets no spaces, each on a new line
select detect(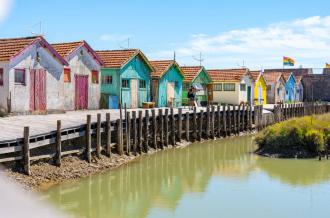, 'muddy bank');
254,147,318,159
